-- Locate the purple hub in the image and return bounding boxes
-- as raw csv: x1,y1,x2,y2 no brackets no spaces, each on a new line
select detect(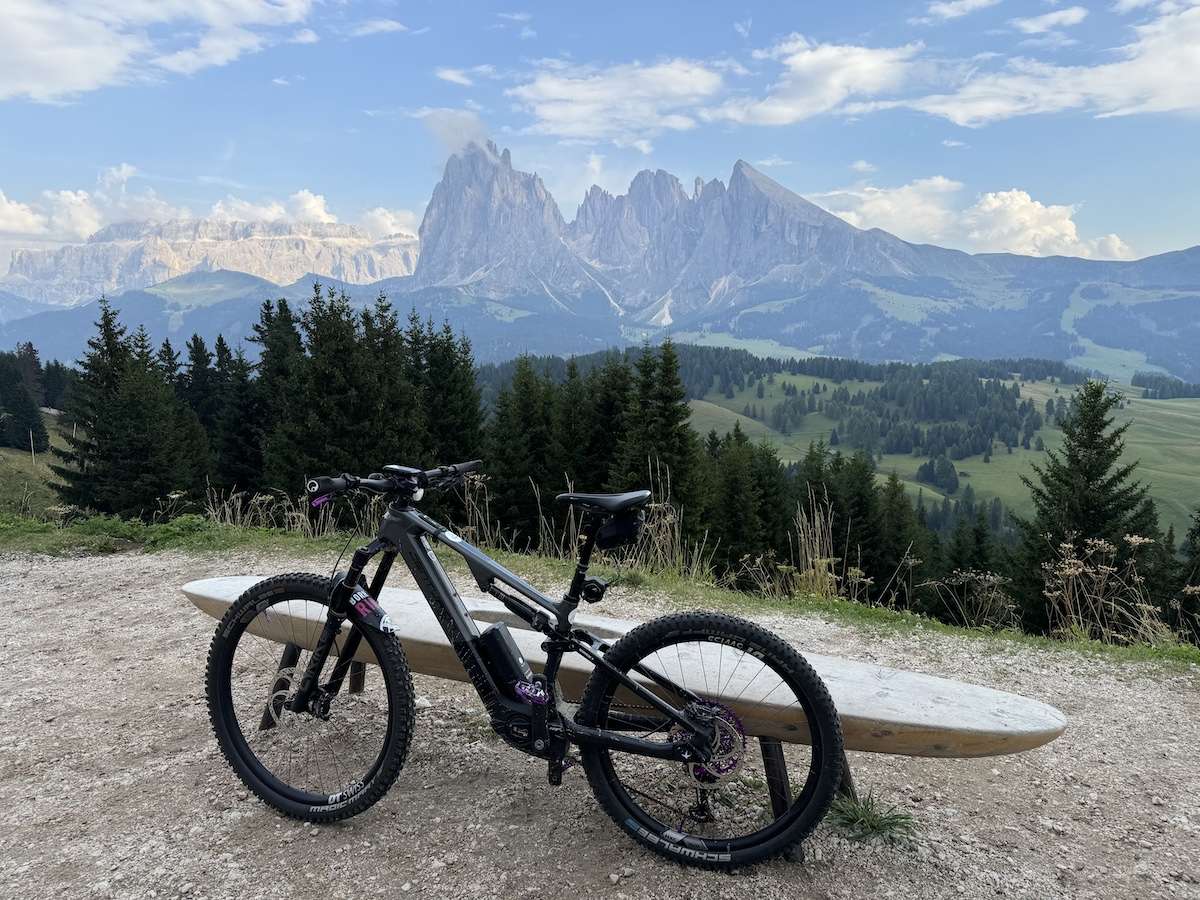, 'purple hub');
689,703,746,784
